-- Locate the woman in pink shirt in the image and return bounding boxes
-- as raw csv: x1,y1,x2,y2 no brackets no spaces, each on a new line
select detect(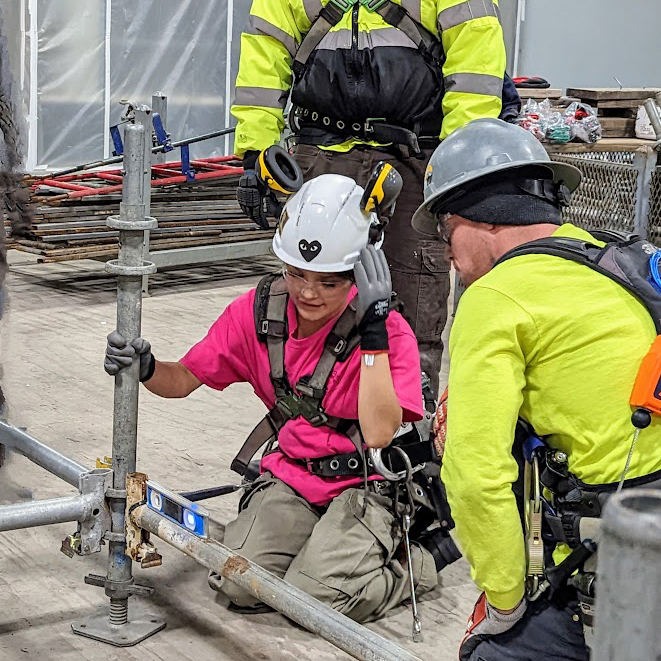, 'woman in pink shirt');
105,172,441,622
